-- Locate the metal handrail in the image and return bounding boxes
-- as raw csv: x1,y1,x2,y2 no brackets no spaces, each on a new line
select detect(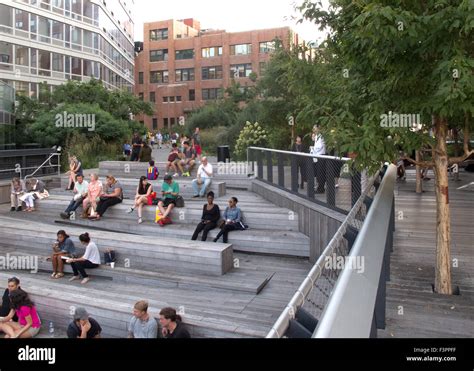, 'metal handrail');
313,165,396,338
248,146,352,161
266,171,379,338
23,153,61,181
